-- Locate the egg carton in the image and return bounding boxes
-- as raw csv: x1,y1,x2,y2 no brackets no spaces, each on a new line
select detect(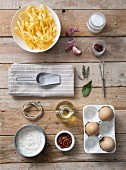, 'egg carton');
83,105,116,153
